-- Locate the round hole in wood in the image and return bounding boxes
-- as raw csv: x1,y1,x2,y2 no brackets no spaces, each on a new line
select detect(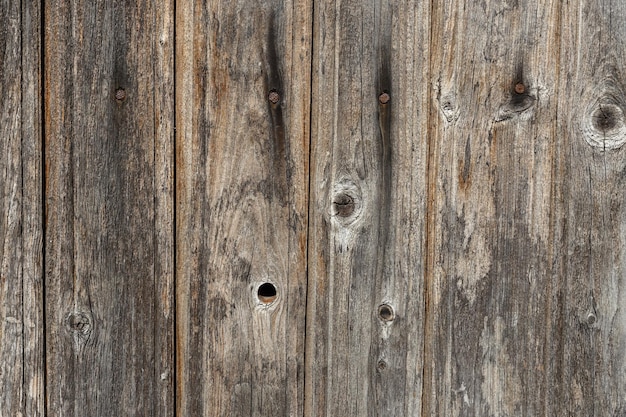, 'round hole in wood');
378,304,395,322
258,282,277,304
